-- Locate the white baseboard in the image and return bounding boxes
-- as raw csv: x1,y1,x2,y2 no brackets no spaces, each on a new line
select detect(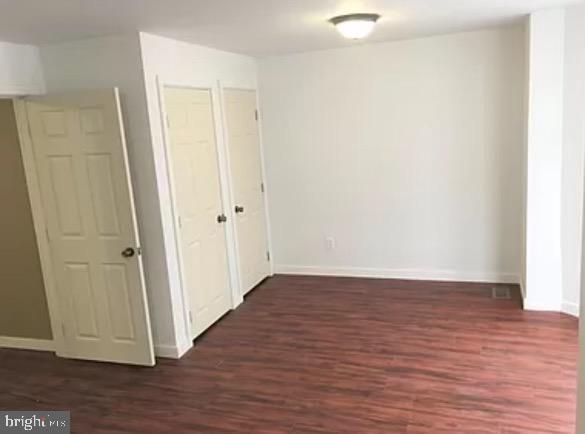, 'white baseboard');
0,336,54,352
0,337,194,359
523,298,562,312
274,265,520,284
561,300,580,317
154,339,193,359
